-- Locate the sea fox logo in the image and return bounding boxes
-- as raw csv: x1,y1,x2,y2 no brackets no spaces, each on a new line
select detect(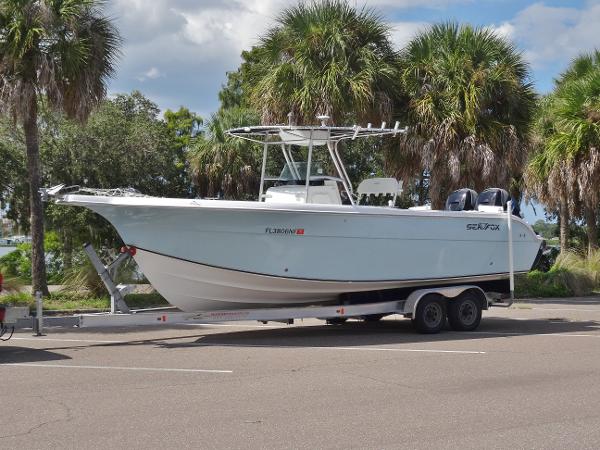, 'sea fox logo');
467,223,500,231
265,227,305,235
